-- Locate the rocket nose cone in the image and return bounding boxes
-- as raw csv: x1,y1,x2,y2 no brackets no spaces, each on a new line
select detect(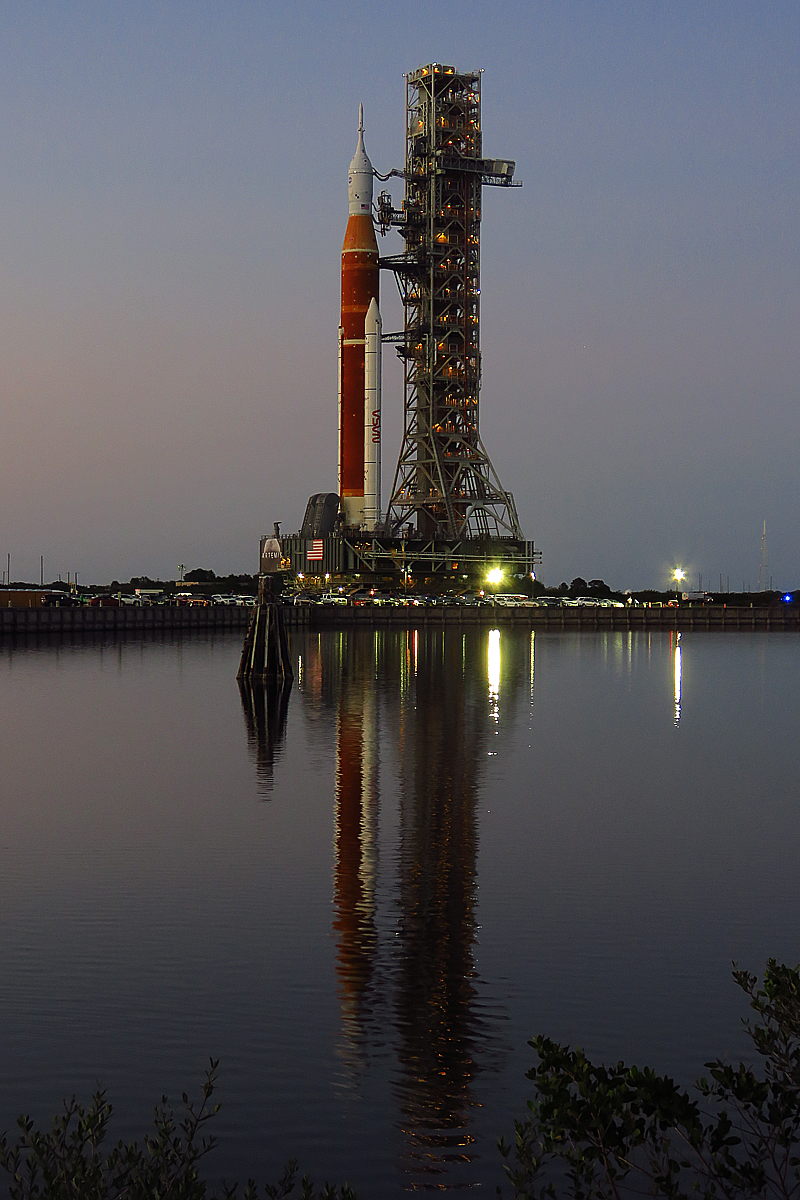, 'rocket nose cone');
350,131,371,173
348,104,374,216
